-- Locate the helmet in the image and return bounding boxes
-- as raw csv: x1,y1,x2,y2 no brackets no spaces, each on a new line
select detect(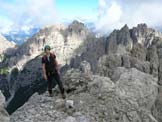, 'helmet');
44,45,51,51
